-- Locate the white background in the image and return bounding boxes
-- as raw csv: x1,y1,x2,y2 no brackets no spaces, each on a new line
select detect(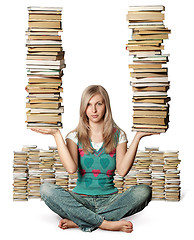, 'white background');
1,0,193,239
